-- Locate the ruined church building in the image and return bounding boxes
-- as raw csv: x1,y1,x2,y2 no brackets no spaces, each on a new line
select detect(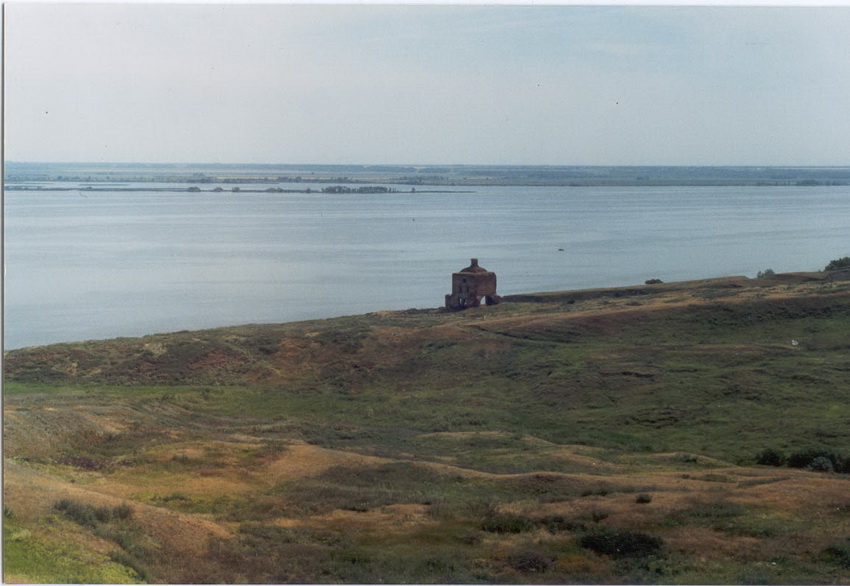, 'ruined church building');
445,258,501,310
